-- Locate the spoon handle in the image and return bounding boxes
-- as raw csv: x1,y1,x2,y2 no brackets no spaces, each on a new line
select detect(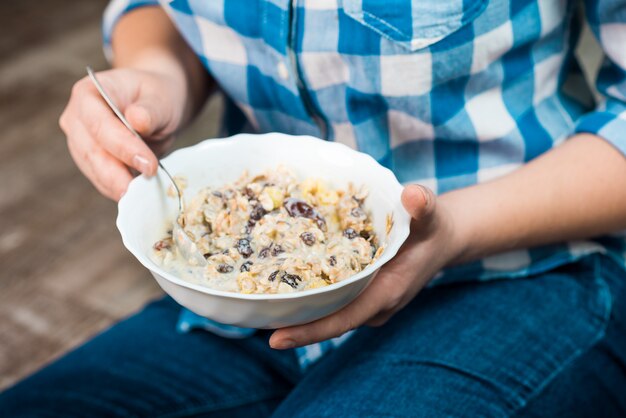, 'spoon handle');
85,66,183,212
